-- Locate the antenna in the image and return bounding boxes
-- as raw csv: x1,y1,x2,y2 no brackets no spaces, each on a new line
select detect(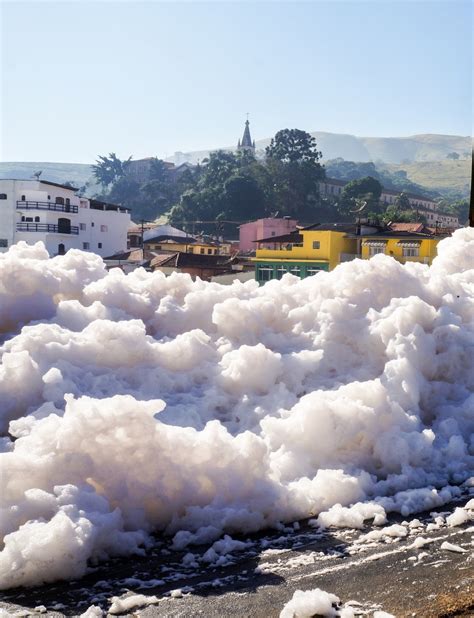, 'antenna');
32,170,42,180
